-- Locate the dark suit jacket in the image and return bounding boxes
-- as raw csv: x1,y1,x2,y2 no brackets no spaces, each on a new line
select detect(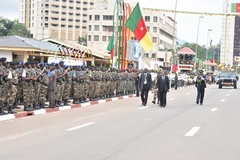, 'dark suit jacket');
138,72,152,90
157,75,170,92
